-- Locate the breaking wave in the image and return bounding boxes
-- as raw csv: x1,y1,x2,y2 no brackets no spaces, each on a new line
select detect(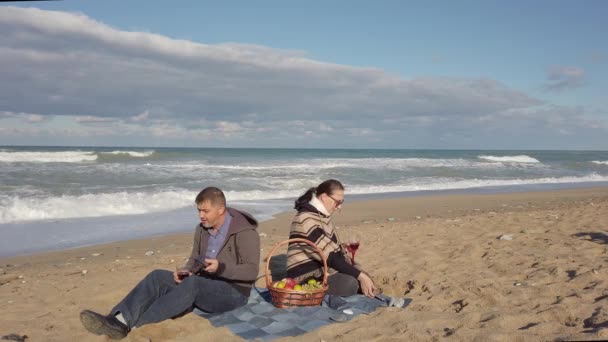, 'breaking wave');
478,155,540,163
0,151,97,163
